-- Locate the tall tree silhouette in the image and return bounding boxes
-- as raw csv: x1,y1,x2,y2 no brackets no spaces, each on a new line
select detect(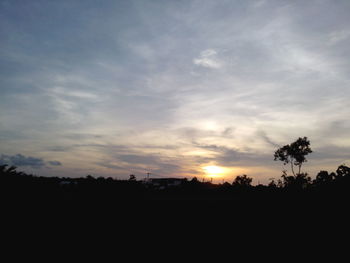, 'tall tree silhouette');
274,137,312,176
